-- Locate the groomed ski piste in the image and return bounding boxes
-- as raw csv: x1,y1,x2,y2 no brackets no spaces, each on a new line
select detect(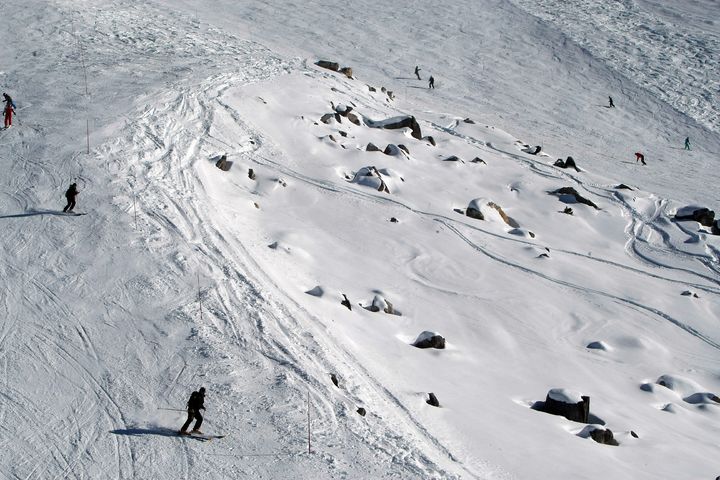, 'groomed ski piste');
0,0,718,479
